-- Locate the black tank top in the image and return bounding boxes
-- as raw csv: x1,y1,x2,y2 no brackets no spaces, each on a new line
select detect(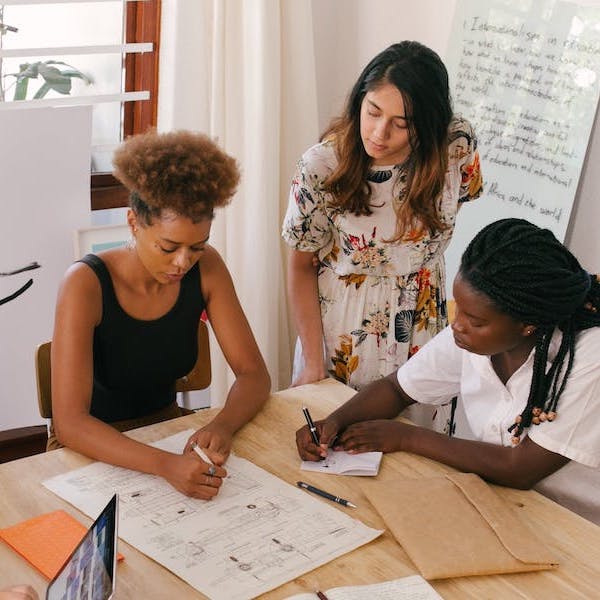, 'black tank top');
80,254,205,422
